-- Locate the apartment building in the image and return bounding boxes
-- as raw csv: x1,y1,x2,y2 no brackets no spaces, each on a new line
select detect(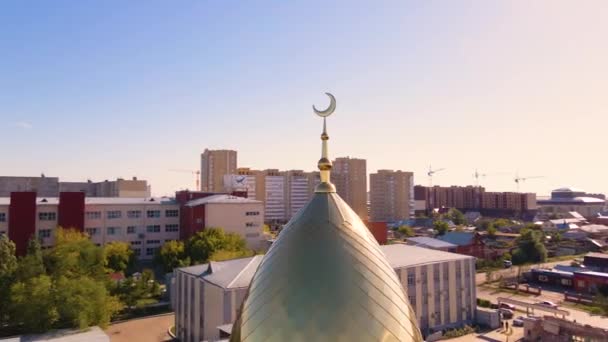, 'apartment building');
200,149,237,192
223,169,319,223
0,192,179,257
370,170,414,222
332,157,367,219
0,176,150,198
173,245,476,342
415,185,536,216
